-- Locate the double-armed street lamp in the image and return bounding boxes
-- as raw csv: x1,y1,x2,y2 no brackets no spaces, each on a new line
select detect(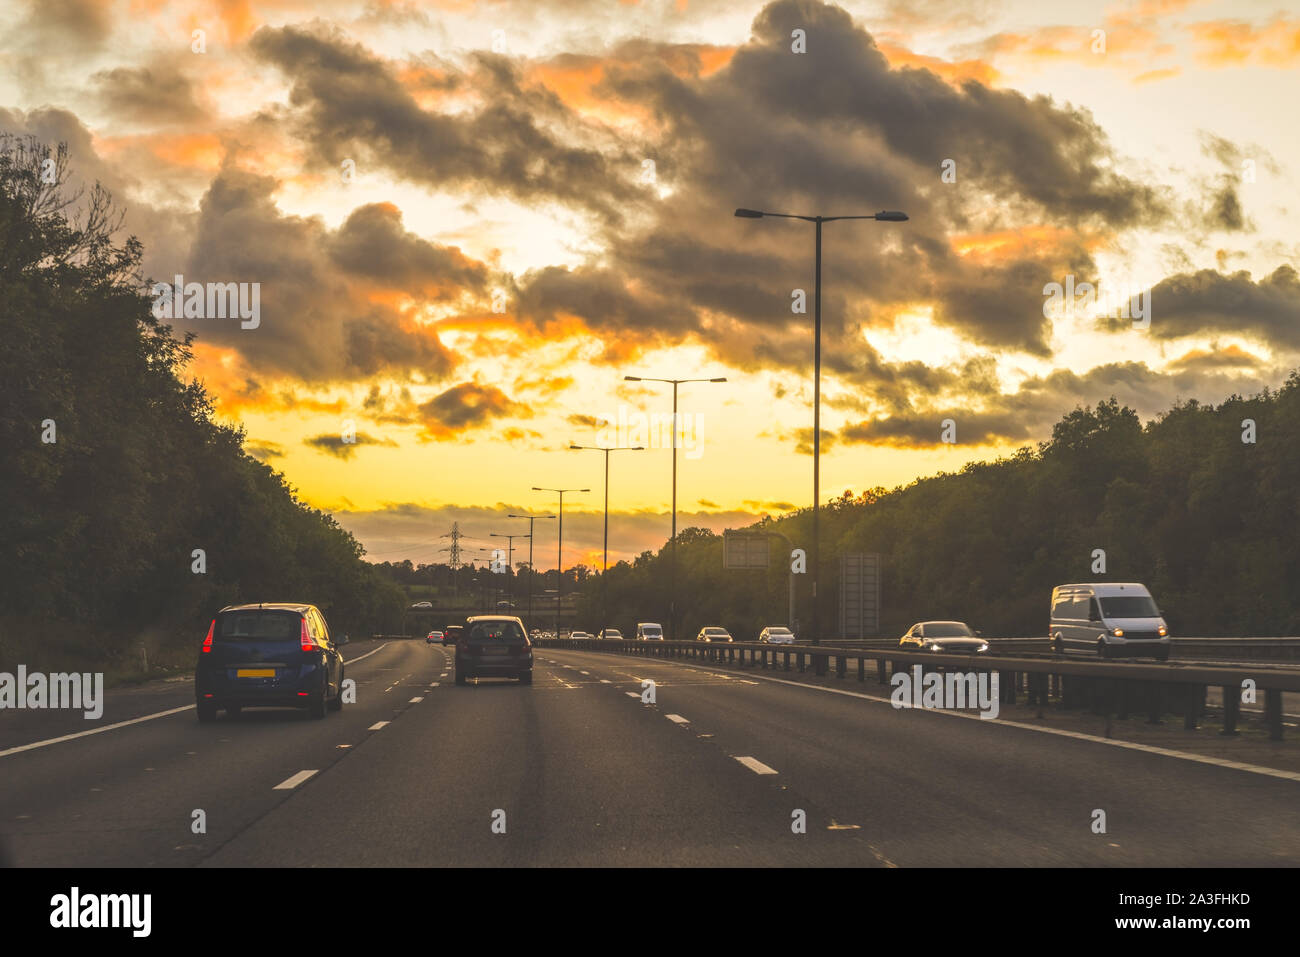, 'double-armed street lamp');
532,486,589,636
507,511,555,632
489,532,528,610
622,375,726,639
570,443,644,634
734,207,908,657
